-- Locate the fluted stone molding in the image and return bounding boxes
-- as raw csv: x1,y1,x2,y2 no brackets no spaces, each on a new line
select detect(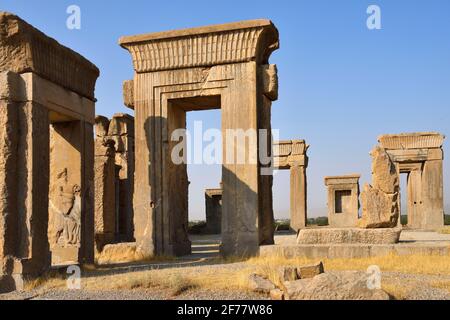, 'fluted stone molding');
119,19,279,73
